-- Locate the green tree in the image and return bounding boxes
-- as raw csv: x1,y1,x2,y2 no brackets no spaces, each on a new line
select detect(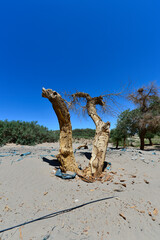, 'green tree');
110,128,123,149
145,131,155,146
116,109,137,148
128,82,160,150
